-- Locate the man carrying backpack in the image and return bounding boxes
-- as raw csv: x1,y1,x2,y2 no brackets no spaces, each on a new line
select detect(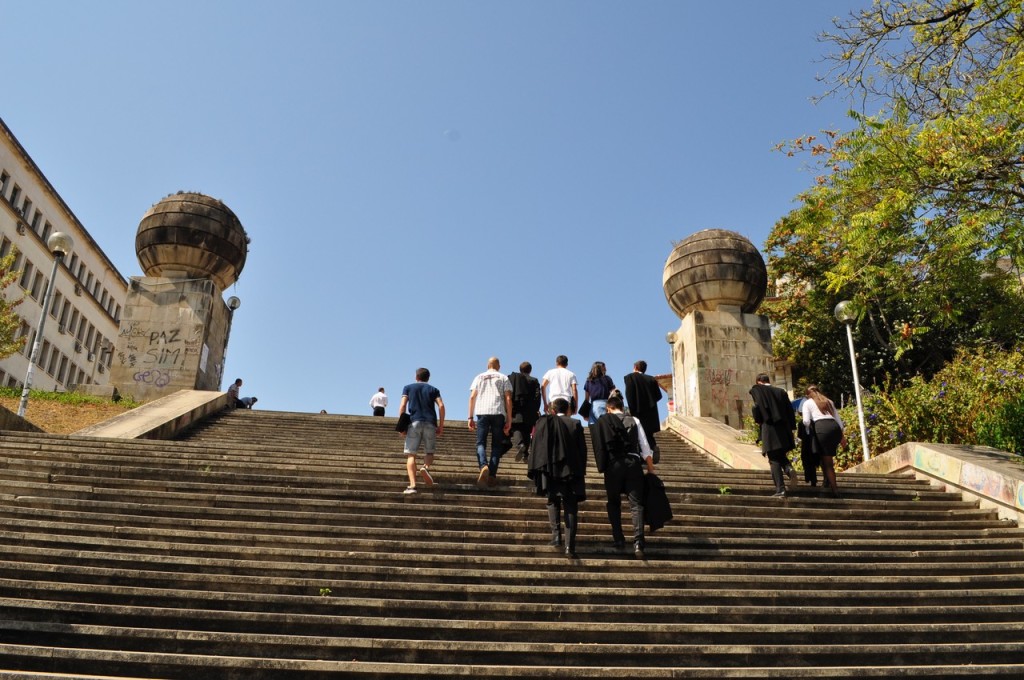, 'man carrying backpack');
591,394,655,558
